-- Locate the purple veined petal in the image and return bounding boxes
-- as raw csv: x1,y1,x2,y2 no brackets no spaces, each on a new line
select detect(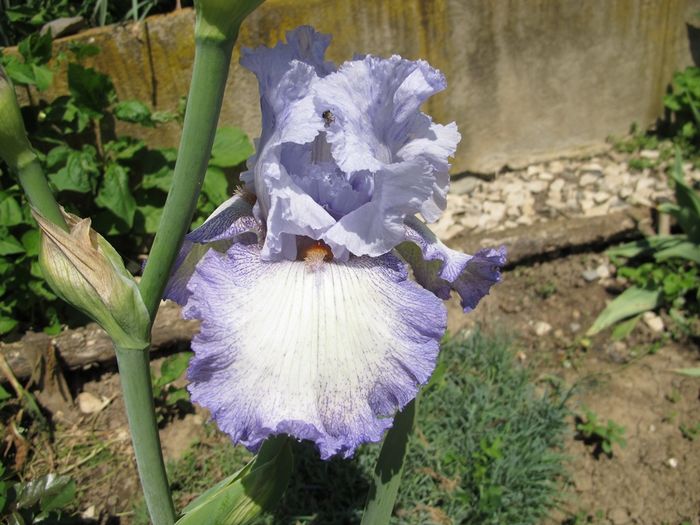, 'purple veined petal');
162,194,260,305
400,216,507,312
313,55,453,174
323,160,434,258
183,243,447,459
